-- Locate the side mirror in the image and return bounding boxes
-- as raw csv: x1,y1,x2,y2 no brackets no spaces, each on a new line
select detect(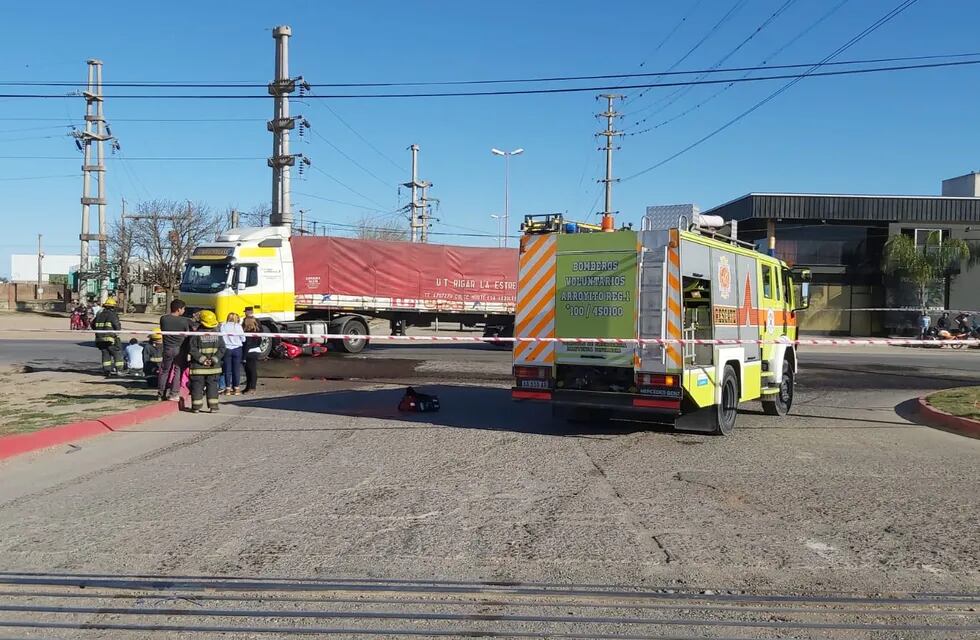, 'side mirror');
236,282,246,292
796,282,810,311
